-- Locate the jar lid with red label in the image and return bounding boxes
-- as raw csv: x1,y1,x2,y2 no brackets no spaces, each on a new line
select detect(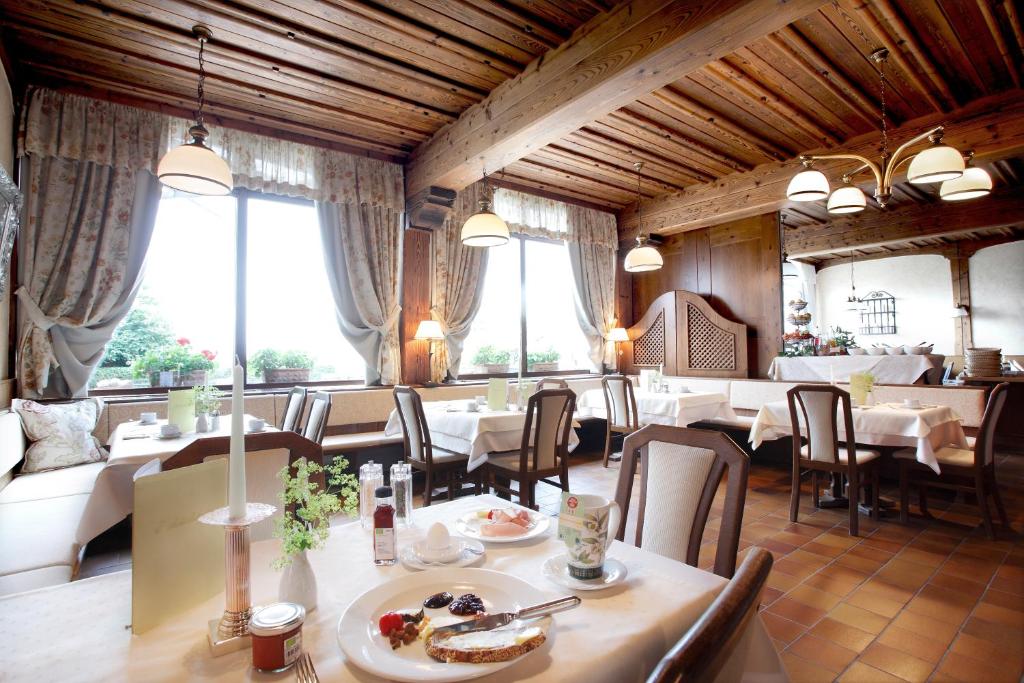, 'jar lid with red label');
250,602,305,636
